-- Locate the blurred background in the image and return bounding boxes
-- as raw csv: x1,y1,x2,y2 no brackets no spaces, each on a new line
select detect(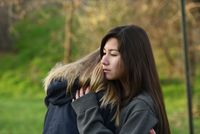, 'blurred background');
0,0,199,133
